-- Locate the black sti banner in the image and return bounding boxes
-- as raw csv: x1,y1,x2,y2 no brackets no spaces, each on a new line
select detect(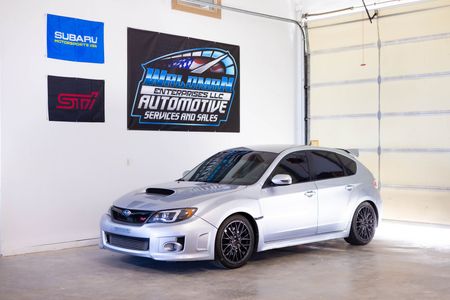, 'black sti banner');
48,75,105,122
128,28,240,132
